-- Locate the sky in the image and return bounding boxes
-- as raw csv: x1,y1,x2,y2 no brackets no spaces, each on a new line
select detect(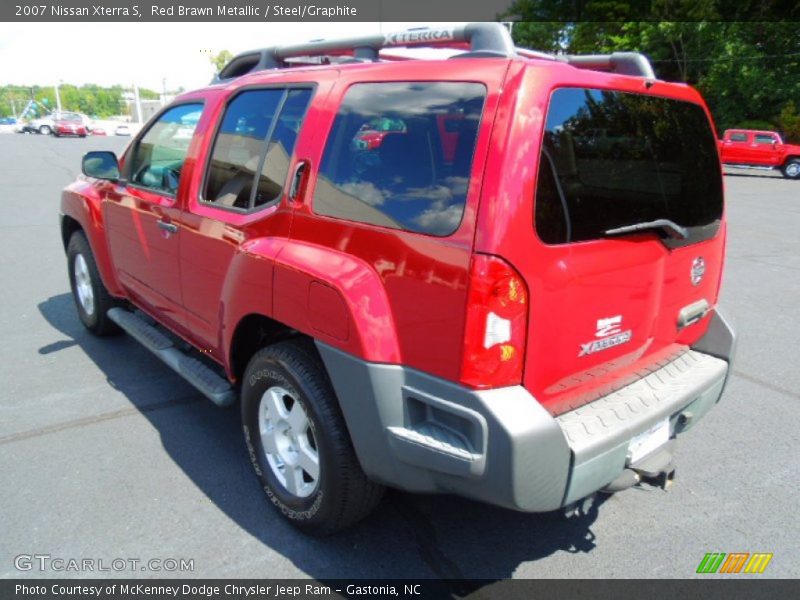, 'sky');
0,22,464,92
